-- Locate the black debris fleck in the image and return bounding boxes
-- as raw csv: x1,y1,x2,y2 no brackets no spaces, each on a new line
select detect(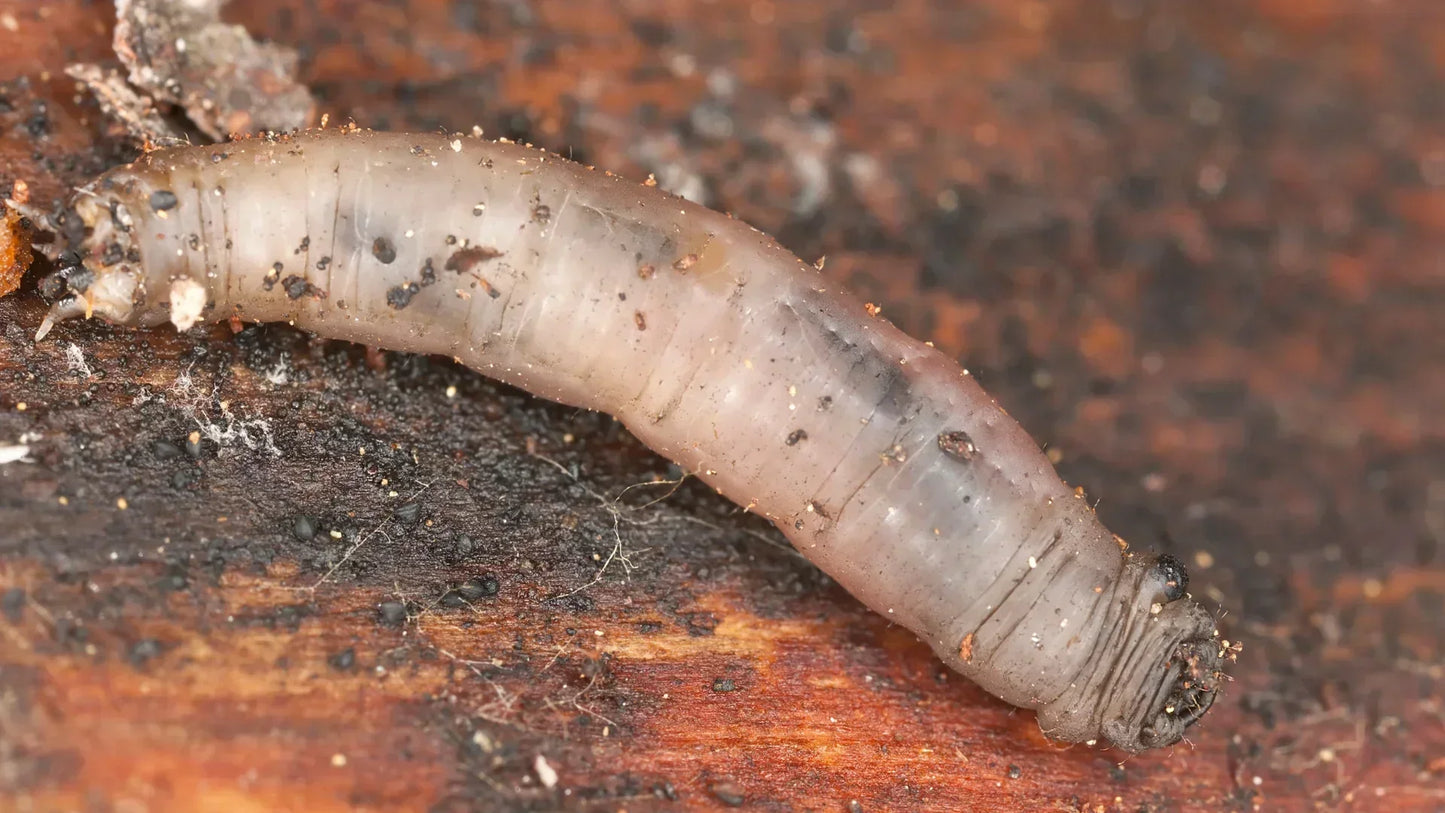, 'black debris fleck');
292,515,317,541
148,189,179,211
1,587,24,623
128,638,164,667
160,569,189,592
1154,553,1190,602
709,781,745,807
386,283,420,309
786,429,807,446
371,236,396,264
457,576,500,600
328,647,356,671
378,601,407,627
653,782,679,801
100,242,125,267
394,502,422,525
152,440,183,459
1006,765,1022,780
711,678,736,692
282,275,314,300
